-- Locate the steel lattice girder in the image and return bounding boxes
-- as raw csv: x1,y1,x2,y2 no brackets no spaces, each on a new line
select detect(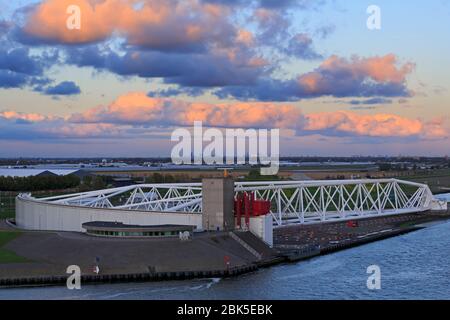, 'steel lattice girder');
234,179,434,225
29,179,435,226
